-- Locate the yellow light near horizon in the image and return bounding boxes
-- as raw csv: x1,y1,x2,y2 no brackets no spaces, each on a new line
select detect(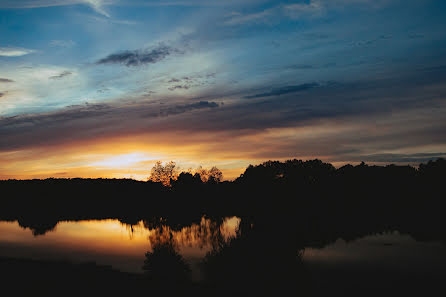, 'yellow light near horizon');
89,152,158,169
